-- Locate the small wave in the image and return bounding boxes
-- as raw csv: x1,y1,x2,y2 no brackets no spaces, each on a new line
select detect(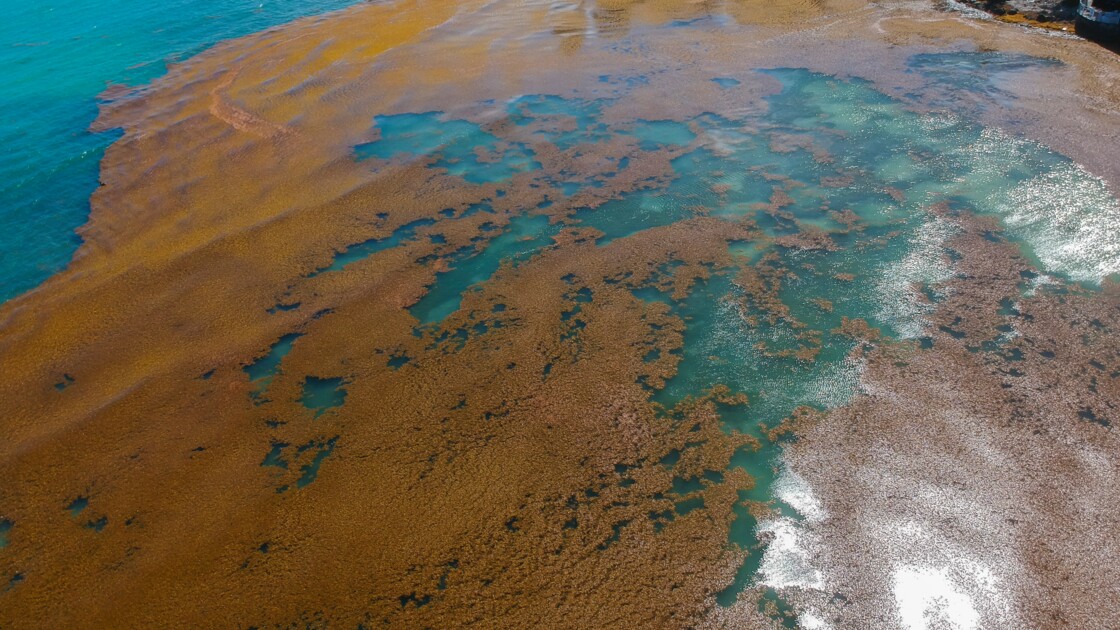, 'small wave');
963,129,1120,282
1000,163,1120,282
939,0,996,21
